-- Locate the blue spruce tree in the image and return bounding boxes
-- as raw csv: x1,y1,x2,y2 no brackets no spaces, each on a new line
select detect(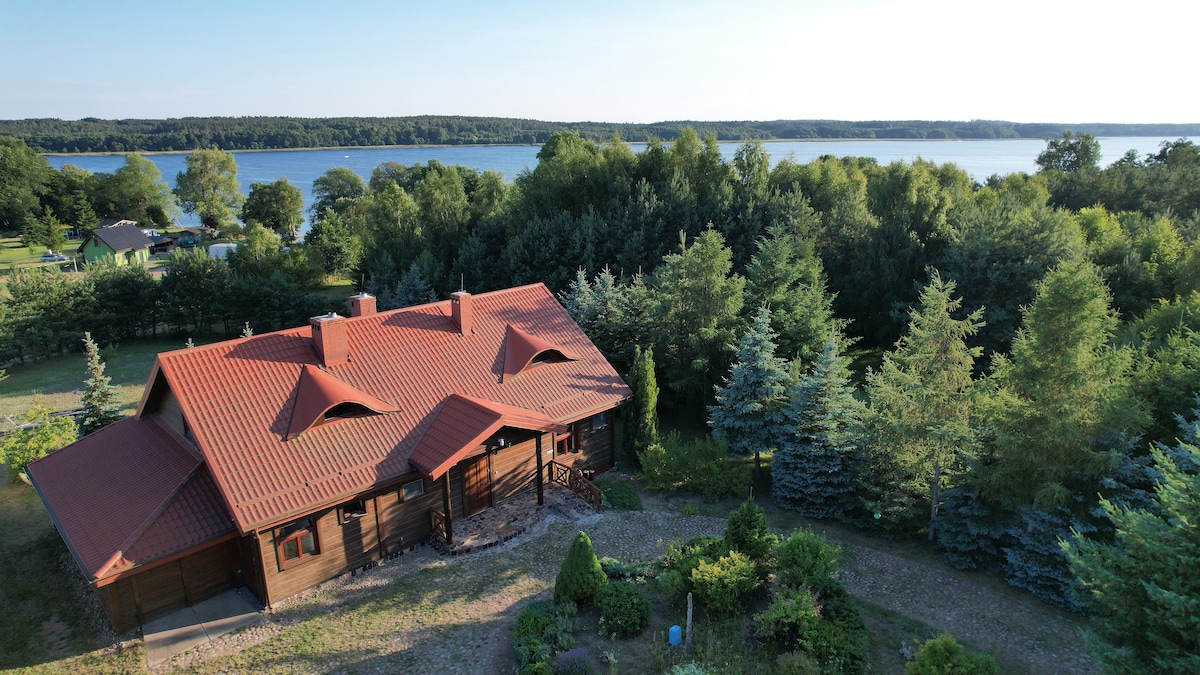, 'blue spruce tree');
709,306,791,475
771,340,862,519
